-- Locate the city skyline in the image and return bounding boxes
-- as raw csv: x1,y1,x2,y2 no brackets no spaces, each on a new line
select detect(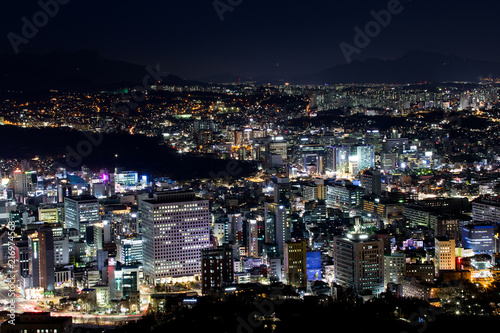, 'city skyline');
2,1,500,332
